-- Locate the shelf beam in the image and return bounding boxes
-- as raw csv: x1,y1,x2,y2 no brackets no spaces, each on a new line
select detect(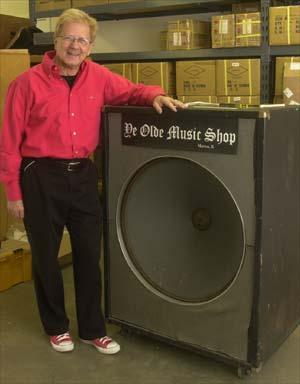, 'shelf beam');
91,48,262,63
33,0,239,20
